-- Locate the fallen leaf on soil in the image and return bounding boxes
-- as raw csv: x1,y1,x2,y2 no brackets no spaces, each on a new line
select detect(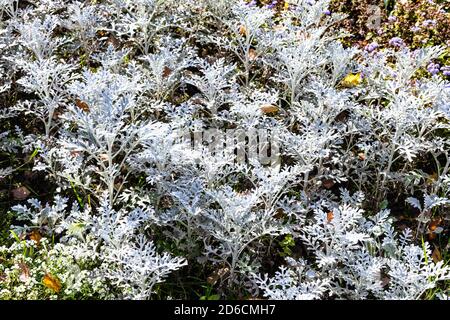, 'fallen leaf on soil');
75,99,90,112
11,186,31,201
432,246,442,263
340,73,362,88
162,66,172,78
260,104,279,114
428,219,442,232
428,232,437,240
322,179,335,189
239,25,247,36
70,150,82,157
327,211,334,223
274,208,285,219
